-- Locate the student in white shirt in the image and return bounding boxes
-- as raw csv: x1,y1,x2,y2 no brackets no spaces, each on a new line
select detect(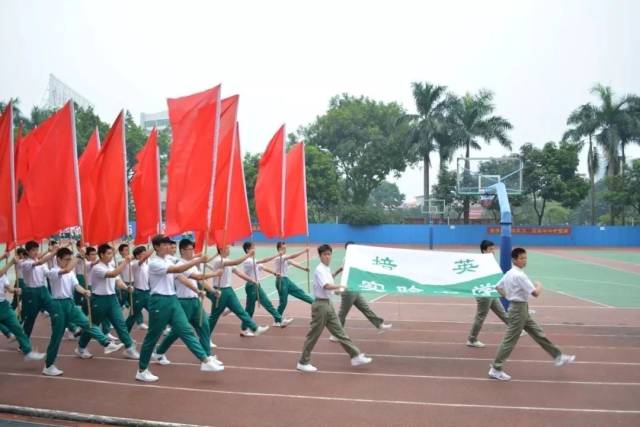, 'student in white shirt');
489,247,576,381
207,245,270,339
272,242,313,316
117,244,134,309
136,234,224,383
0,256,45,362
297,244,372,372
125,246,154,332
76,243,139,360
10,248,27,312
43,248,123,376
